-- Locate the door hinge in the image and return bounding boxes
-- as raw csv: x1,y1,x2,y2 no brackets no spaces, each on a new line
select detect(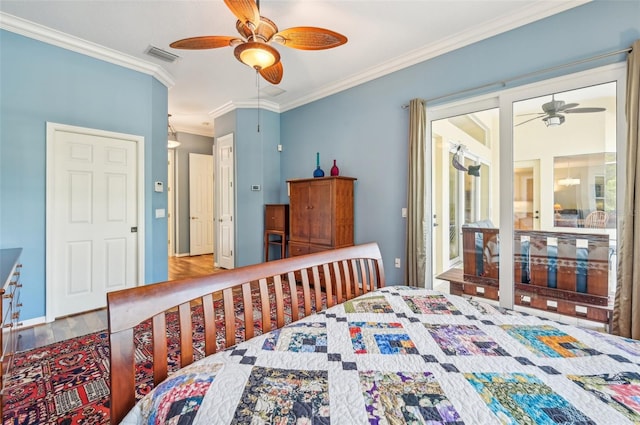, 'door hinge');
131,227,138,233
230,181,233,188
